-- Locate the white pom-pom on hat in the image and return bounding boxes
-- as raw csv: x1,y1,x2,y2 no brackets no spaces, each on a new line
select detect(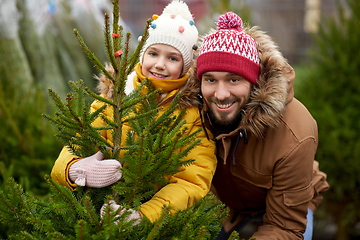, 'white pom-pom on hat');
162,0,193,21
